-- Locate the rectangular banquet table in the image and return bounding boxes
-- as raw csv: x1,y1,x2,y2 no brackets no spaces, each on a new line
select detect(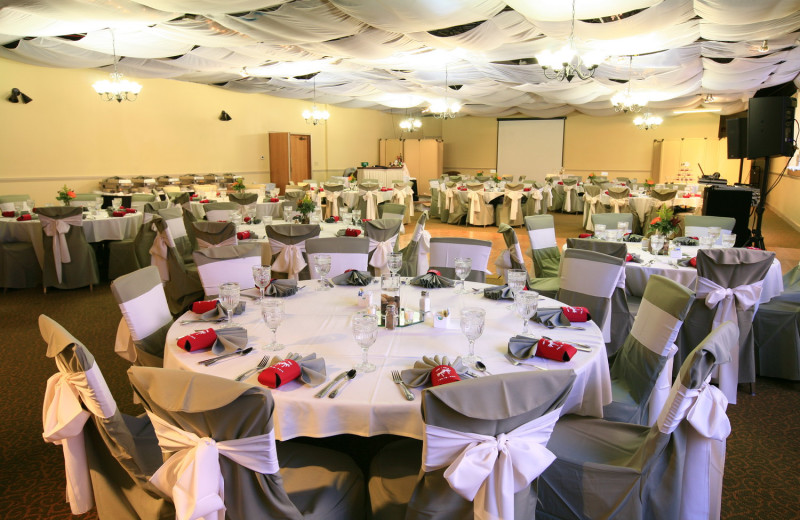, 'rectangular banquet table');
163,280,612,441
